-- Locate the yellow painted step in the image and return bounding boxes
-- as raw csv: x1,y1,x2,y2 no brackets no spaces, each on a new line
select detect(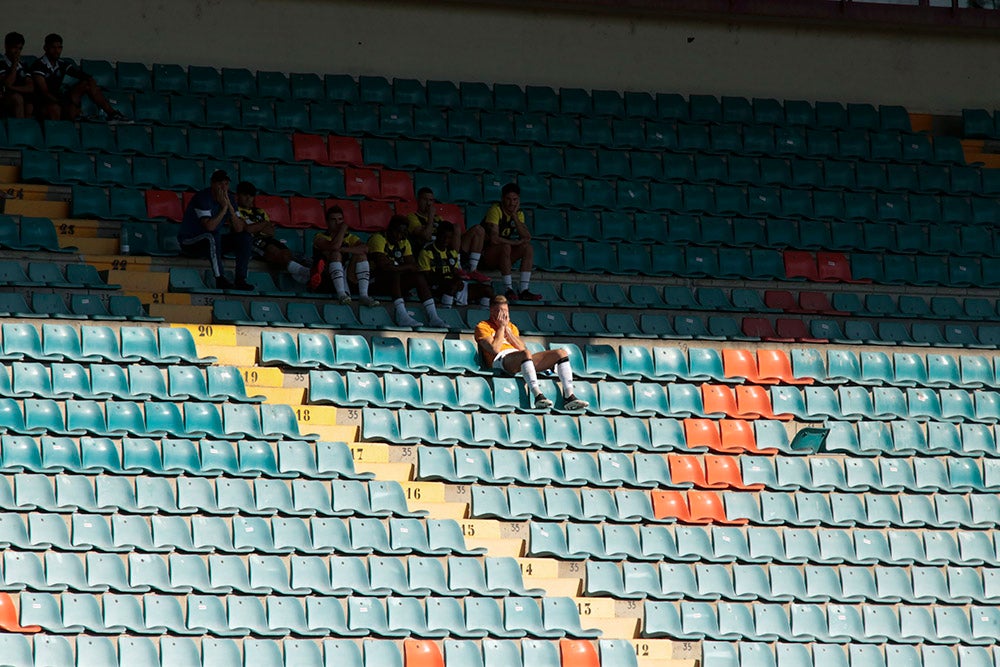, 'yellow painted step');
124,291,190,306
353,462,412,482
409,501,466,520
253,387,306,405
53,218,99,238
639,660,696,667
239,367,285,387
4,200,69,218
458,520,501,541
464,537,523,557
572,597,616,619
349,443,389,465
633,640,676,662
399,482,445,504
587,616,640,638
516,558,558,579
291,405,337,427
525,576,578,597
84,255,151,272
196,344,256,365
149,303,212,324
63,237,118,254
309,424,357,442
0,167,18,181
107,270,169,292
172,323,238,347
